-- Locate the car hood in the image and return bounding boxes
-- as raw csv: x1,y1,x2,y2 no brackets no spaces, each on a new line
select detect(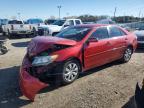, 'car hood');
27,36,77,56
